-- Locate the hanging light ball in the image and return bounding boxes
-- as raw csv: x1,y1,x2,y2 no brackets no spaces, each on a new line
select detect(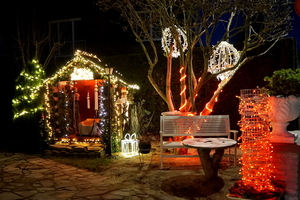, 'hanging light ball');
161,26,188,58
208,41,240,81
